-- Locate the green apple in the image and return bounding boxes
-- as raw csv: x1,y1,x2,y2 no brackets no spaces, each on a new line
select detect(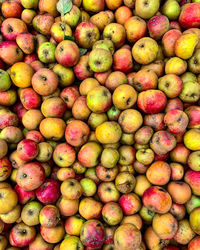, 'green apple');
38,42,56,63
21,201,43,226
89,48,113,72
0,69,12,91
21,0,39,9
161,0,181,20
80,178,97,196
